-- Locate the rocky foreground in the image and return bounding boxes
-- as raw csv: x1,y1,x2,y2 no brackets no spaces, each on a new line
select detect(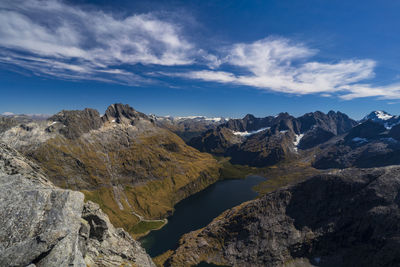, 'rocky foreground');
0,142,155,267
166,166,400,267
